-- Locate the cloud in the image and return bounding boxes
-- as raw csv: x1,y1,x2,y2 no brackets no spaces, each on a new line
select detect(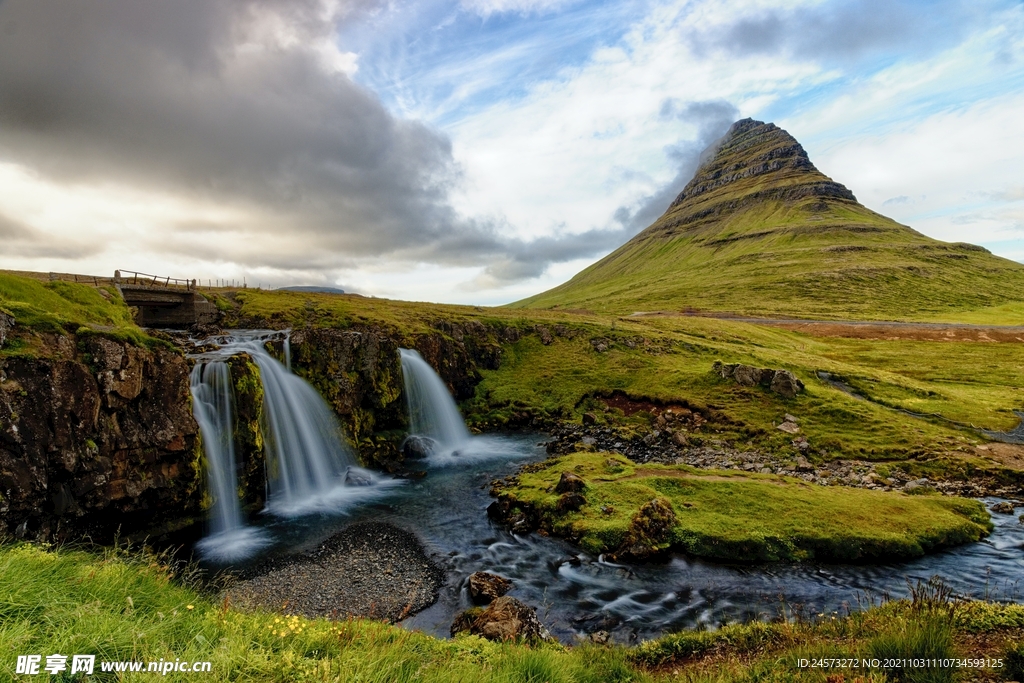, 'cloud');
688,0,986,64
993,186,1024,202
0,212,100,258
467,100,738,287
459,0,579,18
0,0,612,287
612,100,738,234
882,195,911,205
